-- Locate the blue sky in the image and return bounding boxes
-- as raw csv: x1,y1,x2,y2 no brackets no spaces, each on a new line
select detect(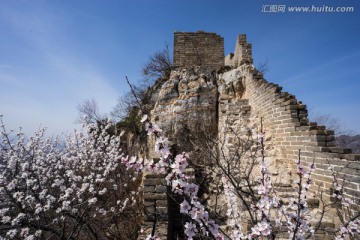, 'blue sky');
0,0,359,135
